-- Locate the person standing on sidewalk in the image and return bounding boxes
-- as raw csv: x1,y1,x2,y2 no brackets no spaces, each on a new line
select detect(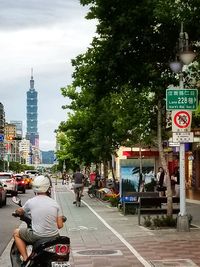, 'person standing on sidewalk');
73,167,85,204
156,167,166,196
173,167,180,197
